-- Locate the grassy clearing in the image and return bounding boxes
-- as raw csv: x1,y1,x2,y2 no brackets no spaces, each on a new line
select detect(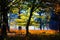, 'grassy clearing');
6,32,60,40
